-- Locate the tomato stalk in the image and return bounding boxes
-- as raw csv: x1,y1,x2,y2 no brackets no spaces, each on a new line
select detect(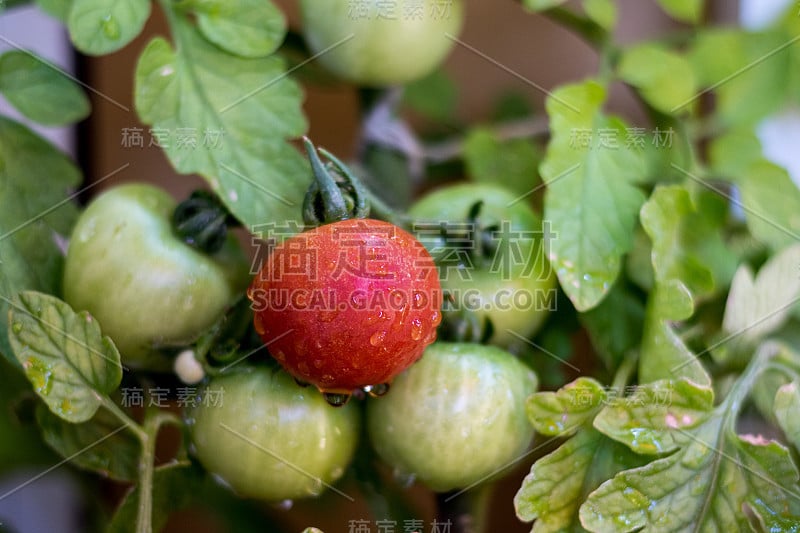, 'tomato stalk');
302,137,409,227
172,190,239,254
